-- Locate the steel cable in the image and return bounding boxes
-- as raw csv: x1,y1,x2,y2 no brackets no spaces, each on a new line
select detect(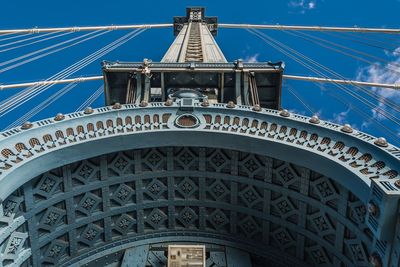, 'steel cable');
322,32,398,53
75,85,104,112
251,29,400,115
279,30,400,112
0,31,56,48
285,30,400,70
0,30,104,71
0,33,33,43
6,83,78,129
0,29,145,117
286,84,315,114
0,31,74,53
248,29,400,126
